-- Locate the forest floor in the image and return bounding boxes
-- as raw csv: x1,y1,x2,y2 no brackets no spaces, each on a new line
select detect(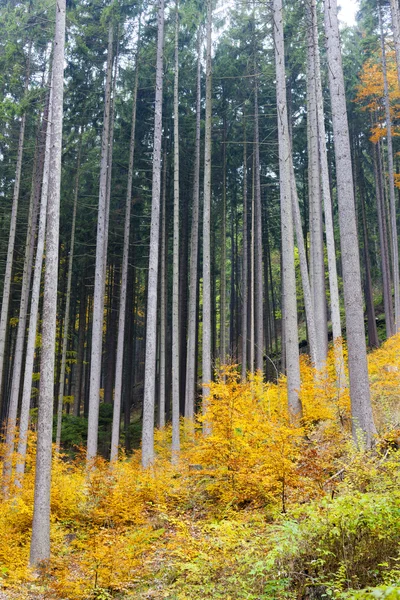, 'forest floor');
1,337,400,599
